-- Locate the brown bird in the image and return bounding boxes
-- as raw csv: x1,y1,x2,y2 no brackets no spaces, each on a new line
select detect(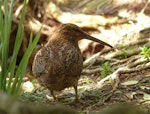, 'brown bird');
32,23,113,102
